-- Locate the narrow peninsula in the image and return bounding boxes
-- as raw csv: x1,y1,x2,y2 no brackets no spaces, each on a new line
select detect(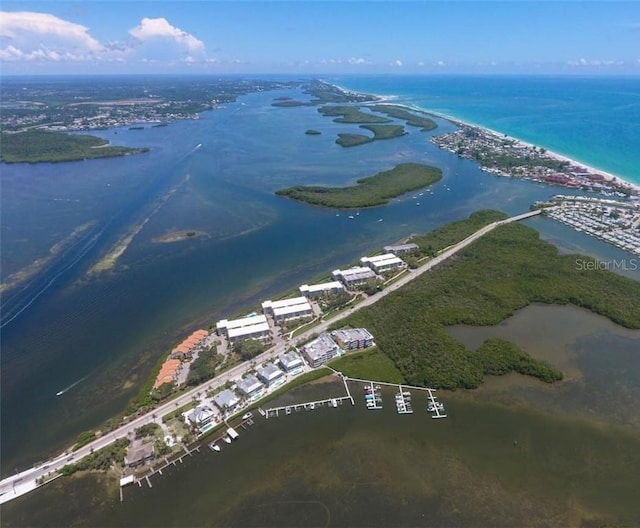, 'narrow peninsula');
275,162,442,208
